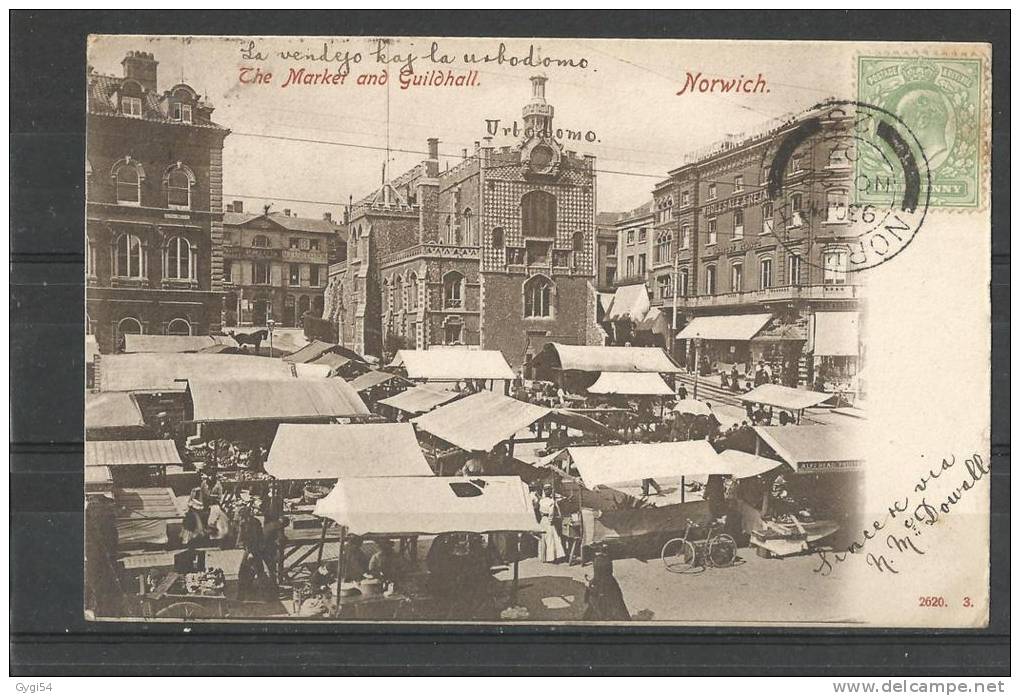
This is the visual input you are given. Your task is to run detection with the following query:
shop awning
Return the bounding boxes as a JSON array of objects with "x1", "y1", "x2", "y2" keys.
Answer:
[
  {"x1": 122, "y1": 334, "x2": 236, "y2": 354},
  {"x1": 347, "y1": 370, "x2": 405, "y2": 392},
  {"x1": 85, "y1": 440, "x2": 182, "y2": 468},
  {"x1": 114, "y1": 486, "x2": 182, "y2": 547},
  {"x1": 606, "y1": 283, "x2": 651, "y2": 322},
  {"x1": 187, "y1": 378, "x2": 369, "y2": 422},
  {"x1": 265, "y1": 423, "x2": 432, "y2": 480},
  {"x1": 588, "y1": 372, "x2": 674, "y2": 396},
  {"x1": 86, "y1": 392, "x2": 146, "y2": 432},
  {"x1": 390, "y1": 349, "x2": 515, "y2": 381},
  {"x1": 314, "y1": 476, "x2": 542, "y2": 536},
  {"x1": 85, "y1": 465, "x2": 114, "y2": 492},
  {"x1": 753, "y1": 424, "x2": 864, "y2": 473},
  {"x1": 532, "y1": 342, "x2": 681, "y2": 373},
  {"x1": 739, "y1": 384, "x2": 831, "y2": 411},
  {"x1": 98, "y1": 353, "x2": 330, "y2": 392},
  {"x1": 716, "y1": 449, "x2": 784, "y2": 479},
  {"x1": 676, "y1": 313, "x2": 772, "y2": 341},
  {"x1": 378, "y1": 384, "x2": 462, "y2": 415},
  {"x1": 557, "y1": 441, "x2": 724, "y2": 488},
  {"x1": 412, "y1": 390, "x2": 551, "y2": 452},
  {"x1": 812, "y1": 312, "x2": 860, "y2": 357}
]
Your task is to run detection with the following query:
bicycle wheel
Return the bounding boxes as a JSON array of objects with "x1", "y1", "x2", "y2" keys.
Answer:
[
  {"x1": 707, "y1": 534, "x2": 737, "y2": 567},
  {"x1": 661, "y1": 538, "x2": 698, "y2": 573}
]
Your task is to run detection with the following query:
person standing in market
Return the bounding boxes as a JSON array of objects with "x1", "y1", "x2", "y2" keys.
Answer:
[
  {"x1": 582, "y1": 543, "x2": 630, "y2": 621},
  {"x1": 537, "y1": 484, "x2": 566, "y2": 563}
]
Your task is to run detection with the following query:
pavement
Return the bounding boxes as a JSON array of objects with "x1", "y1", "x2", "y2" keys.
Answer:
[{"x1": 502, "y1": 545, "x2": 853, "y2": 624}]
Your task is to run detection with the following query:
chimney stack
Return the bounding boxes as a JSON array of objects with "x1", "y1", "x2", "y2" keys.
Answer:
[
  {"x1": 283, "y1": 208, "x2": 292, "y2": 217},
  {"x1": 425, "y1": 138, "x2": 440, "y2": 178},
  {"x1": 461, "y1": 148, "x2": 468, "y2": 159},
  {"x1": 233, "y1": 200, "x2": 243, "y2": 213},
  {"x1": 427, "y1": 137, "x2": 439, "y2": 160},
  {"x1": 121, "y1": 51, "x2": 158, "y2": 93},
  {"x1": 323, "y1": 212, "x2": 333, "y2": 222}
]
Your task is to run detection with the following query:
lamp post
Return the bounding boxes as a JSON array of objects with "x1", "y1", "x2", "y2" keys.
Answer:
[
  {"x1": 693, "y1": 333, "x2": 701, "y2": 401},
  {"x1": 267, "y1": 318, "x2": 275, "y2": 357}
]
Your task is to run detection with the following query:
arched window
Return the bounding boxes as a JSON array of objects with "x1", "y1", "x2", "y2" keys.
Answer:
[
  {"x1": 521, "y1": 190, "x2": 556, "y2": 238},
  {"x1": 164, "y1": 236, "x2": 194, "y2": 280},
  {"x1": 407, "y1": 272, "x2": 418, "y2": 311},
  {"x1": 114, "y1": 233, "x2": 145, "y2": 278},
  {"x1": 678, "y1": 268, "x2": 689, "y2": 297},
  {"x1": 444, "y1": 216, "x2": 454, "y2": 245},
  {"x1": 704, "y1": 265, "x2": 717, "y2": 295},
  {"x1": 443, "y1": 271, "x2": 464, "y2": 309},
  {"x1": 572, "y1": 231, "x2": 584, "y2": 252},
  {"x1": 654, "y1": 230, "x2": 673, "y2": 263},
  {"x1": 462, "y1": 208, "x2": 476, "y2": 246},
  {"x1": 349, "y1": 229, "x2": 358, "y2": 259},
  {"x1": 759, "y1": 257, "x2": 774, "y2": 289},
  {"x1": 730, "y1": 262, "x2": 743, "y2": 293},
  {"x1": 166, "y1": 318, "x2": 192, "y2": 335},
  {"x1": 251, "y1": 234, "x2": 270, "y2": 248},
  {"x1": 382, "y1": 277, "x2": 391, "y2": 312},
  {"x1": 523, "y1": 275, "x2": 554, "y2": 318},
  {"x1": 86, "y1": 237, "x2": 97, "y2": 277},
  {"x1": 114, "y1": 162, "x2": 142, "y2": 204},
  {"x1": 118, "y1": 316, "x2": 143, "y2": 338},
  {"x1": 394, "y1": 275, "x2": 404, "y2": 312},
  {"x1": 164, "y1": 164, "x2": 195, "y2": 209},
  {"x1": 491, "y1": 227, "x2": 504, "y2": 248},
  {"x1": 733, "y1": 209, "x2": 745, "y2": 239}
]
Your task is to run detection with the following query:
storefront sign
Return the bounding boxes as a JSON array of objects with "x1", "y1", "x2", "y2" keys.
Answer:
[{"x1": 797, "y1": 459, "x2": 864, "y2": 473}]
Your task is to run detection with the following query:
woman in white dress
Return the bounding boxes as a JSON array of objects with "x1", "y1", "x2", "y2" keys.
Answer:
[{"x1": 537, "y1": 485, "x2": 566, "y2": 563}]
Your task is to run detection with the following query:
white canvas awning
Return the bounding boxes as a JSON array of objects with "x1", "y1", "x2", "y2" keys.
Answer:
[
  {"x1": 187, "y1": 378, "x2": 369, "y2": 422},
  {"x1": 265, "y1": 423, "x2": 433, "y2": 480},
  {"x1": 389, "y1": 349, "x2": 515, "y2": 380},
  {"x1": 676, "y1": 314, "x2": 772, "y2": 341},
  {"x1": 716, "y1": 449, "x2": 785, "y2": 479},
  {"x1": 85, "y1": 440, "x2": 182, "y2": 468},
  {"x1": 672, "y1": 399, "x2": 714, "y2": 416},
  {"x1": 122, "y1": 334, "x2": 236, "y2": 354},
  {"x1": 98, "y1": 353, "x2": 330, "y2": 392},
  {"x1": 754, "y1": 424, "x2": 864, "y2": 473},
  {"x1": 378, "y1": 384, "x2": 462, "y2": 415},
  {"x1": 606, "y1": 283, "x2": 651, "y2": 322},
  {"x1": 739, "y1": 384, "x2": 831, "y2": 411},
  {"x1": 412, "y1": 390, "x2": 551, "y2": 452},
  {"x1": 314, "y1": 476, "x2": 542, "y2": 536},
  {"x1": 588, "y1": 372, "x2": 674, "y2": 396},
  {"x1": 812, "y1": 312, "x2": 860, "y2": 357},
  {"x1": 532, "y1": 342, "x2": 681, "y2": 373},
  {"x1": 559, "y1": 441, "x2": 724, "y2": 488}
]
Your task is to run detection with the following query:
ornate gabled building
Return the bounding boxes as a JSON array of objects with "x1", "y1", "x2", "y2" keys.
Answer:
[
  {"x1": 85, "y1": 51, "x2": 229, "y2": 353},
  {"x1": 323, "y1": 76, "x2": 601, "y2": 368}
]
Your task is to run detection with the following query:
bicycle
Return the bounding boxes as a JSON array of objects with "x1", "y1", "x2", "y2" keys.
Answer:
[{"x1": 660, "y1": 518, "x2": 737, "y2": 573}]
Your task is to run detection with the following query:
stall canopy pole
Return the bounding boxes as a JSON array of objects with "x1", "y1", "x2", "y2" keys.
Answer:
[
  {"x1": 333, "y1": 525, "x2": 347, "y2": 618},
  {"x1": 681, "y1": 476, "x2": 686, "y2": 503}
]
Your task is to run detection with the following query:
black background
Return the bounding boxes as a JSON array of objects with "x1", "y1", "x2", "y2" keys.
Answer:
[{"x1": 10, "y1": 10, "x2": 1010, "y2": 675}]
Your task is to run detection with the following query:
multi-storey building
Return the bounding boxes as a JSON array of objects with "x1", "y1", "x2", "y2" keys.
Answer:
[
  {"x1": 221, "y1": 202, "x2": 344, "y2": 327},
  {"x1": 86, "y1": 51, "x2": 229, "y2": 353},
  {"x1": 606, "y1": 108, "x2": 861, "y2": 384},
  {"x1": 594, "y1": 213, "x2": 619, "y2": 292},
  {"x1": 323, "y1": 76, "x2": 600, "y2": 368}
]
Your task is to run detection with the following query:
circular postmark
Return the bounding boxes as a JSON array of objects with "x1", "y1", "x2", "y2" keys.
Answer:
[{"x1": 759, "y1": 99, "x2": 931, "y2": 273}]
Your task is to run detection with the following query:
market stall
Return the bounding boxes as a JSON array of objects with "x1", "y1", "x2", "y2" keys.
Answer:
[
  {"x1": 346, "y1": 370, "x2": 412, "y2": 409},
  {"x1": 541, "y1": 441, "x2": 776, "y2": 558},
  {"x1": 122, "y1": 334, "x2": 237, "y2": 354},
  {"x1": 96, "y1": 353, "x2": 330, "y2": 393},
  {"x1": 86, "y1": 391, "x2": 152, "y2": 441},
  {"x1": 528, "y1": 342, "x2": 681, "y2": 396},
  {"x1": 313, "y1": 476, "x2": 541, "y2": 620},
  {"x1": 263, "y1": 422, "x2": 435, "y2": 582},
  {"x1": 739, "y1": 383, "x2": 832, "y2": 424},
  {"x1": 737, "y1": 424, "x2": 865, "y2": 557},
  {"x1": 389, "y1": 348, "x2": 515, "y2": 393},
  {"x1": 85, "y1": 439, "x2": 186, "y2": 489},
  {"x1": 377, "y1": 384, "x2": 463, "y2": 418}
]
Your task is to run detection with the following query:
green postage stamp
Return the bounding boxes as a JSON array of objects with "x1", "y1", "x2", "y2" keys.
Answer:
[{"x1": 857, "y1": 55, "x2": 984, "y2": 208}]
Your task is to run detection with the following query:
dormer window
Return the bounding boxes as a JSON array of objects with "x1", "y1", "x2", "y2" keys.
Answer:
[
  {"x1": 122, "y1": 96, "x2": 143, "y2": 118},
  {"x1": 172, "y1": 102, "x2": 193, "y2": 123}
]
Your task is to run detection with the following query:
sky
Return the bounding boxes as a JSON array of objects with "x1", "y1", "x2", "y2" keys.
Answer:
[{"x1": 88, "y1": 35, "x2": 860, "y2": 219}]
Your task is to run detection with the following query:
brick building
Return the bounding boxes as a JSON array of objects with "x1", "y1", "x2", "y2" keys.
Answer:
[
  {"x1": 323, "y1": 76, "x2": 600, "y2": 368},
  {"x1": 221, "y1": 202, "x2": 344, "y2": 327},
  {"x1": 604, "y1": 107, "x2": 861, "y2": 384},
  {"x1": 85, "y1": 51, "x2": 230, "y2": 353}
]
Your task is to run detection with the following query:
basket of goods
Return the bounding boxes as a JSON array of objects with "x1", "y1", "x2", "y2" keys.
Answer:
[
  {"x1": 184, "y1": 568, "x2": 226, "y2": 596},
  {"x1": 302, "y1": 483, "x2": 332, "y2": 504}
]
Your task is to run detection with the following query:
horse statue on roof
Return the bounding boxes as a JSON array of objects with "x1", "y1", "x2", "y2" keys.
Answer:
[{"x1": 227, "y1": 329, "x2": 268, "y2": 353}]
